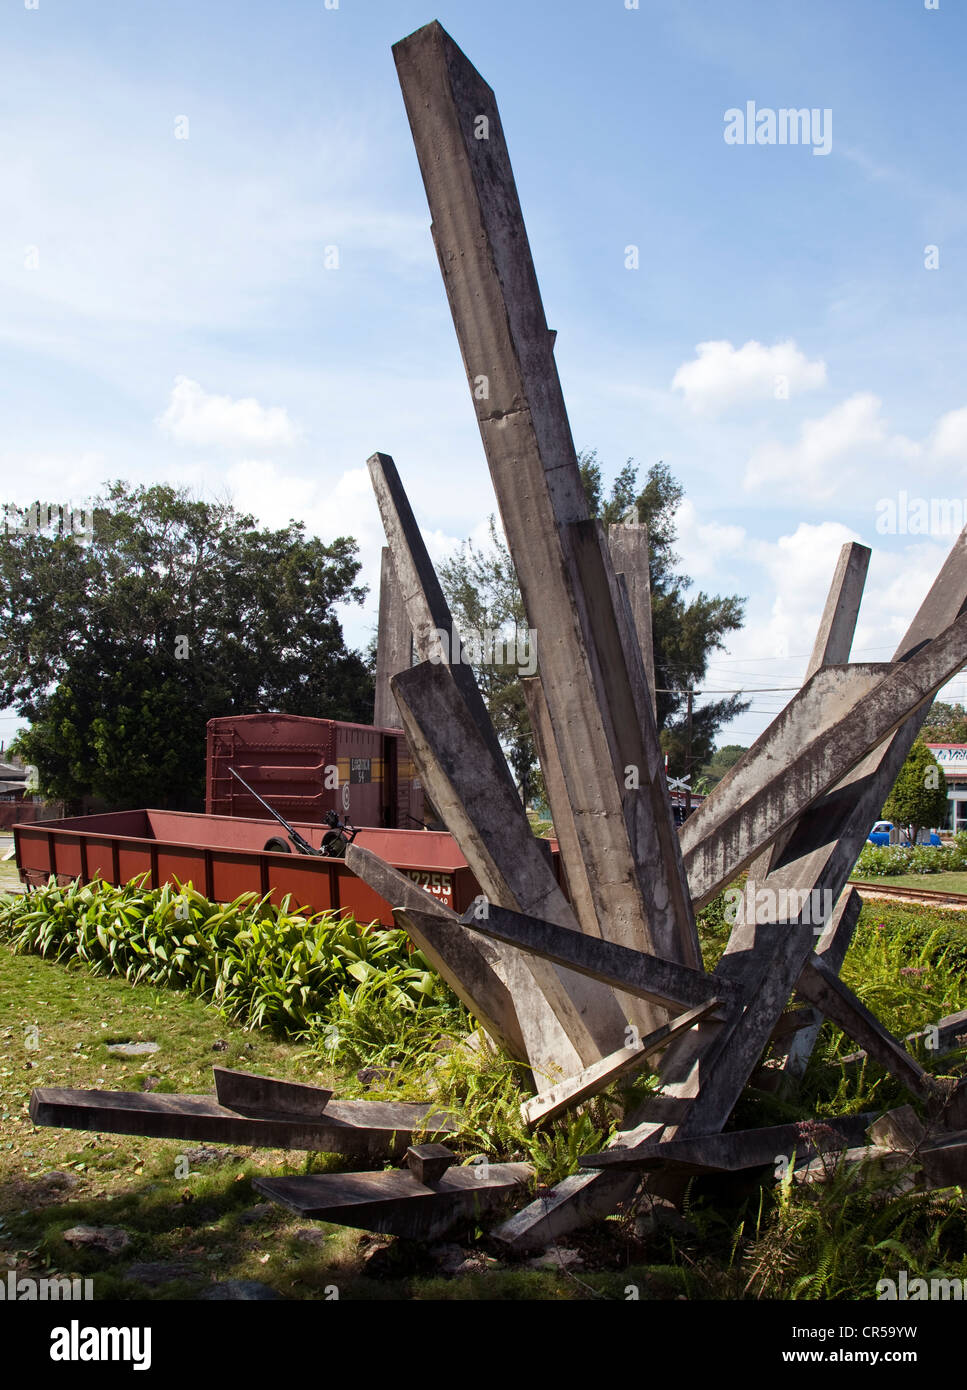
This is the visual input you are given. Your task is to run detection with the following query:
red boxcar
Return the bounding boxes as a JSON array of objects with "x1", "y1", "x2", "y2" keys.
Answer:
[{"x1": 205, "y1": 714, "x2": 423, "y2": 830}]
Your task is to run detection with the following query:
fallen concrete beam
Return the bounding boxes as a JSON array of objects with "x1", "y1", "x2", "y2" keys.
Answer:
[
  {"x1": 393, "y1": 20, "x2": 700, "y2": 982},
  {"x1": 255, "y1": 1162, "x2": 533, "y2": 1241},
  {"x1": 579, "y1": 1111, "x2": 877, "y2": 1172},
  {"x1": 392, "y1": 660, "x2": 631, "y2": 1072},
  {"x1": 212, "y1": 1068, "x2": 332, "y2": 1118},
  {"x1": 520, "y1": 1000, "x2": 723, "y2": 1127},
  {"x1": 29, "y1": 1088, "x2": 457, "y2": 1159},
  {"x1": 345, "y1": 844, "x2": 529, "y2": 1063},
  {"x1": 918, "y1": 1131, "x2": 967, "y2": 1188},
  {"x1": 795, "y1": 954, "x2": 938, "y2": 1101},
  {"x1": 373, "y1": 546, "x2": 412, "y2": 729},
  {"x1": 458, "y1": 900, "x2": 735, "y2": 1013}
]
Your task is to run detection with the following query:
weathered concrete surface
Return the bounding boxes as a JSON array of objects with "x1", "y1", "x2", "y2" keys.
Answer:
[
  {"x1": 866, "y1": 1106, "x2": 926, "y2": 1154},
  {"x1": 393, "y1": 21, "x2": 699, "y2": 983},
  {"x1": 579, "y1": 1112, "x2": 877, "y2": 1172},
  {"x1": 744, "y1": 542, "x2": 870, "y2": 884},
  {"x1": 521, "y1": 676, "x2": 598, "y2": 939},
  {"x1": 607, "y1": 522, "x2": 657, "y2": 721},
  {"x1": 367, "y1": 451, "x2": 509, "y2": 781},
  {"x1": 392, "y1": 660, "x2": 631, "y2": 1072},
  {"x1": 29, "y1": 1088, "x2": 457, "y2": 1158},
  {"x1": 796, "y1": 955, "x2": 938, "y2": 1101},
  {"x1": 212, "y1": 1068, "x2": 332, "y2": 1118},
  {"x1": 520, "y1": 1000, "x2": 722, "y2": 1127},
  {"x1": 373, "y1": 547, "x2": 412, "y2": 729},
  {"x1": 345, "y1": 844, "x2": 529, "y2": 1062},
  {"x1": 683, "y1": 607, "x2": 967, "y2": 907},
  {"x1": 760, "y1": 529, "x2": 967, "y2": 924},
  {"x1": 458, "y1": 901, "x2": 735, "y2": 1013},
  {"x1": 254, "y1": 1162, "x2": 533, "y2": 1241}
]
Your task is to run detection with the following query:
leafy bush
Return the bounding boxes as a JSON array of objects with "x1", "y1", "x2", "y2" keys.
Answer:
[
  {"x1": 0, "y1": 876, "x2": 453, "y2": 1035},
  {"x1": 851, "y1": 841, "x2": 967, "y2": 877}
]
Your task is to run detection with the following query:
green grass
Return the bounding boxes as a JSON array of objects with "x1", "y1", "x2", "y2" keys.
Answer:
[
  {"x1": 4, "y1": 877, "x2": 967, "y2": 1299},
  {"x1": 851, "y1": 870, "x2": 967, "y2": 895}
]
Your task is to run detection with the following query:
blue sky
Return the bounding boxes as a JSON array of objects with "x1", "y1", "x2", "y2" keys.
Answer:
[{"x1": 1, "y1": 0, "x2": 965, "y2": 752}]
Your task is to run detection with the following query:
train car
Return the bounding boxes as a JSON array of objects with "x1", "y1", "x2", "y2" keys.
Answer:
[{"x1": 205, "y1": 714, "x2": 423, "y2": 831}]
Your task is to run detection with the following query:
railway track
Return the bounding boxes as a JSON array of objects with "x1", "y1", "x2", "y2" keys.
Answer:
[{"x1": 851, "y1": 879, "x2": 967, "y2": 910}]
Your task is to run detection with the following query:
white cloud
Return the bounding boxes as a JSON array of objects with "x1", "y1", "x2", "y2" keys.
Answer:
[
  {"x1": 671, "y1": 338, "x2": 827, "y2": 415},
  {"x1": 158, "y1": 378, "x2": 300, "y2": 450},
  {"x1": 932, "y1": 407, "x2": 967, "y2": 463},
  {"x1": 743, "y1": 393, "x2": 920, "y2": 499}
]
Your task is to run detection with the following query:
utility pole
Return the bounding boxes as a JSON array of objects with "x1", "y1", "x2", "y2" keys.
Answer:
[{"x1": 685, "y1": 689, "x2": 693, "y2": 817}]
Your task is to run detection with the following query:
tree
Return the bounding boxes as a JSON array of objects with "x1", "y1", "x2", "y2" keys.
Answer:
[
  {"x1": 698, "y1": 743, "x2": 749, "y2": 790},
  {"x1": 438, "y1": 456, "x2": 748, "y2": 801},
  {"x1": 920, "y1": 700, "x2": 967, "y2": 744},
  {"x1": 1, "y1": 481, "x2": 373, "y2": 809},
  {"x1": 881, "y1": 740, "x2": 948, "y2": 844}
]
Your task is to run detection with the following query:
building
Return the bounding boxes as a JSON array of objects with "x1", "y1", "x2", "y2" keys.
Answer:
[{"x1": 924, "y1": 745, "x2": 967, "y2": 833}]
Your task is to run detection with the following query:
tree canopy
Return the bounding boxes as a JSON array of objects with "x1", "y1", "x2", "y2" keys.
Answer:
[
  {"x1": 1, "y1": 482, "x2": 373, "y2": 809},
  {"x1": 881, "y1": 739, "x2": 948, "y2": 843},
  {"x1": 920, "y1": 700, "x2": 967, "y2": 744}
]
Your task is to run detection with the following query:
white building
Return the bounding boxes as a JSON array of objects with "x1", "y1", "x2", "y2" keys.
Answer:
[{"x1": 925, "y1": 744, "x2": 967, "y2": 833}]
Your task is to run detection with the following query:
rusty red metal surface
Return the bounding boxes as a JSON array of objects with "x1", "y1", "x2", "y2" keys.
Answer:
[
  {"x1": 205, "y1": 714, "x2": 424, "y2": 831},
  {"x1": 12, "y1": 809, "x2": 511, "y2": 926}
]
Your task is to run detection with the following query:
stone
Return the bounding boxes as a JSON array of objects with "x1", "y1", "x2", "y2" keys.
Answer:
[
  {"x1": 62, "y1": 1225, "x2": 130, "y2": 1255},
  {"x1": 236, "y1": 1203, "x2": 275, "y2": 1226},
  {"x1": 105, "y1": 1041, "x2": 159, "y2": 1057},
  {"x1": 527, "y1": 1246, "x2": 584, "y2": 1271}
]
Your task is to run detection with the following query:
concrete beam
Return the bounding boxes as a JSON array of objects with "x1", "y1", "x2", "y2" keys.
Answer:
[
  {"x1": 458, "y1": 900, "x2": 736, "y2": 1013},
  {"x1": 373, "y1": 547, "x2": 412, "y2": 729},
  {"x1": 367, "y1": 450, "x2": 509, "y2": 780},
  {"x1": 393, "y1": 22, "x2": 699, "y2": 977},
  {"x1": 607, "y1": 522, "x2": 656, "y2": 721},
  {"x1": 521, "y1": 676, "x2": 599, "y2": 939},
  {"x1": 391, "y1": 660, "x2": 632, "y2": 1073},
  {"x1": 682, "y1": 608, "x2": 967, "y2": 907},
  {"x1": 520, "y1": 1000, "x2": 722, "y2": 1127},
  {"x1": 796, "y1": 954, "x2": 938, "y2": 1101}
]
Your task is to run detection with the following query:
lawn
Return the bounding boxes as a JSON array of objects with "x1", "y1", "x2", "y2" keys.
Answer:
[
  {"x1": 3, "y1": 879, "x2": 967, "y2": 1301},
  {"x1": 851, "y1": 870, "x2": 967, "y2": 895},
  {"x1": 0, "y1": 938, "x2": 674, "y2": 1300}
]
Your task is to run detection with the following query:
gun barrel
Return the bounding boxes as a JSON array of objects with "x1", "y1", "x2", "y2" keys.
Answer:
[{"x1": 228, "y1": 767, "x2": 319, "y2": 855}]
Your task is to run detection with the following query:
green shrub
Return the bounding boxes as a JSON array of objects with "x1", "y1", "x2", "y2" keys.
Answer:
[{"x1": 0, "y1": 876, "x2": 453, "y2": 1035}]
